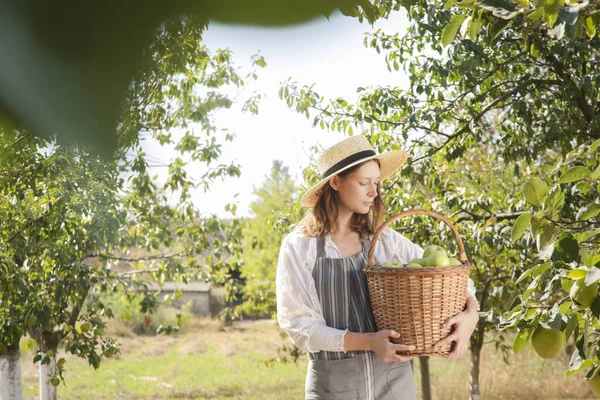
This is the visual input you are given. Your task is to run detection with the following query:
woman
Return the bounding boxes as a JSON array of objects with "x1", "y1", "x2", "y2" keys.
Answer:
[{"x1": 276, "y1": 135, "x2": 479, "y2": 400}]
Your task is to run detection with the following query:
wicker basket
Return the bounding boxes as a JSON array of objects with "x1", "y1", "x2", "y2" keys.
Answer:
[{"x1": 365, "y1": 209, "x2": 471, "y2": 357}]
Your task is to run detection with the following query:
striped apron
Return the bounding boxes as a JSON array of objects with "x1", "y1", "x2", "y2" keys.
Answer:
[{"x1": 305, "y1": 235, "x2": 416, "y2": 400}]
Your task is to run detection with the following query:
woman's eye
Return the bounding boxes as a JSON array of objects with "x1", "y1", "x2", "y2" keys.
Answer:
[{"x1": 359, "y1": 182, "x2": 367, "y2": 186}]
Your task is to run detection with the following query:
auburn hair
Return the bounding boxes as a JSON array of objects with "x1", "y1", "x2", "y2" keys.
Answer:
[{"x1": 299, "y1": 159, "x2": 385, "y2": 240}]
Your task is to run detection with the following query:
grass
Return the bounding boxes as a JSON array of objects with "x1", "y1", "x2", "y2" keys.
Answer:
[{"x1": 17, "y1": 317, "x2": 599, "y2": 399}]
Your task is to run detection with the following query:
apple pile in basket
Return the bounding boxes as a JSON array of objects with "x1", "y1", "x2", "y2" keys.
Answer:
[{"x1": 381, "y1": 244, "x2": 462, "y2": 269}]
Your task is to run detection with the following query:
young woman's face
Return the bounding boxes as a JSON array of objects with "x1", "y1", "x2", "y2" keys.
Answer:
[{"x1": 330, "y1": 160, "x2": 381, "y2": 215}]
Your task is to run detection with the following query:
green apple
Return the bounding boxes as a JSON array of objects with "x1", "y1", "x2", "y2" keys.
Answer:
[
  {"x1": 448, "y1": 257, "x2": 462, "y2": 267},
  {"x1": 423, "y1": 245, "x2": 446, "y2": 258},
  {"x1": 588, "y1": 372, "x2": 600, "y2": 396},
  {"x1": 570, "y1": 278, "x2": 598, "y2": 308},
  {"x1": 410, "y1": 257, "x2": 427, "y2": 266},
  {"x1": 405, "y1": 262, "x2": 422, "y2": 268},
  {"x1": 382, "y1": 260, "x2": 403, "y2": 268},
  {"x1": 424, "y1": 251, "x2": 450, "y2": 267},
  {"x1": 531, "y1": 327, "x2": 562, "y2": 359}
]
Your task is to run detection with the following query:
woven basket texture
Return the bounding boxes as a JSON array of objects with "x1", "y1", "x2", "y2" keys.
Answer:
[{"x1": 365, "y1": 209, "x2": 471, "y2": 356}]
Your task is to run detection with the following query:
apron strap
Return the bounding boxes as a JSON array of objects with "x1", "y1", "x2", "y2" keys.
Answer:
[
  {"x1": 360, "y1": 232, "x2": 371, "y2": 252},
  {"x1": 316, "y1": 235, "x2": 326, "y2": 258}
]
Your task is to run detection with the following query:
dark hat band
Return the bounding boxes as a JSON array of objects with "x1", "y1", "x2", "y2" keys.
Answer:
[{"x1": 321, "y1": 150, "x2": 376, "y2": 179}]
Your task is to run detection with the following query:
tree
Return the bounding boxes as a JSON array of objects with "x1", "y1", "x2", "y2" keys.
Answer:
[
  {"x1": 278, "y1": 0, "x2": 600, "y2": 396},
  {"x1": 0, "y1": 15, "x2": 265, "y2": 399},
  {"x1": 237, "y1": 160, "x2": 297, "y2": 318},
  {"x1": 502, "y1": 142, "x2": 600, "y2": 389},
  {"x1": 0, "y1": 132, "x2": 124, "y2": 399}
]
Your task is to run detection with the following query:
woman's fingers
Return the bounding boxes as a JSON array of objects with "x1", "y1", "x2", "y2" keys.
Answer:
[
  {"x1": 393, "y1": 343, "x2": 416, "y2": 352},
  {"x1": 380, "y1": 329, "x2": 400, "y2": 339},
  {"x1": 446, "y1": 341, "x2": 468, "y2": 359},
  {"x1": 435, "y1": 331, "x2": 459, "y2": 350}
]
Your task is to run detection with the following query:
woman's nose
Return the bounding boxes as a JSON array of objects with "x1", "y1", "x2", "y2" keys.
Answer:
[{"x1": 368, "y1": 184, "x2": 378, "y2": 197}]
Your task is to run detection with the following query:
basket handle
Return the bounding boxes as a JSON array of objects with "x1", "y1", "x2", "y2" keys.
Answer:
[{"x1": 367, "y1": 209, "x2": 469, "y2": 267}]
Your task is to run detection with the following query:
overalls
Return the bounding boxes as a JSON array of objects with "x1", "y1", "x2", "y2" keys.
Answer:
[{"x1": 305, "y1": 235, "x2": 417, "y2": 400}]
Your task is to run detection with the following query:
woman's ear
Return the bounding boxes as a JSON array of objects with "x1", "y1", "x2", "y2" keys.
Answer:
[{"x1": 329, "y1": 176, "x2": 340, "y2": 191}]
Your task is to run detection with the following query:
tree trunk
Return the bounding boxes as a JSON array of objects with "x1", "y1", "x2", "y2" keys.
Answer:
[
  {"x1": 0, "y1": 343, "x2": 23, "y2": 400},
  {"x1": 39, "y1": 357, "x2": 57, "y2": 400},
  {"x1": 469, "y1": 325, "x2": 485, "y2": 400},
  {"x1": 37, "y1": 330, "x2": 60, "y2": 400},
  {"x1": 419, "y1": 356, "x2": 432, "y2": 400}
]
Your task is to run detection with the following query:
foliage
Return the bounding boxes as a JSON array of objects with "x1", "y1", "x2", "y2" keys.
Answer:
[
  {"x1": 278, "y1": 0, "x2": 600, "y2": 390},
  {"x1": 237, "y1": 161, "x2": 297, "y2": 318},
  {"x1": 0, "y1": 1, "x2": 385, "y2": 154},
  {"x1": 0, "y1": 16, "x2": 265, "y2": 387},
  {"x1": 501, "y1": 139, "x2": 600, "y2": 382}
]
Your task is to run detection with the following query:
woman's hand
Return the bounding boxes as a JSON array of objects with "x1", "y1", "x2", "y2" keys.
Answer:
[
  {"x1": 434, "y1": 298, "x2": 479, "y2": 359},
  {"x1": 368, "y1": 330, "x2": 417, "y2": 362}
]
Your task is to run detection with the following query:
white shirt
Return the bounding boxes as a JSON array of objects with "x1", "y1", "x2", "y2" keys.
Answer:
[{"x1": 276, "y1": 227, "x2": 477, "y2": 353}]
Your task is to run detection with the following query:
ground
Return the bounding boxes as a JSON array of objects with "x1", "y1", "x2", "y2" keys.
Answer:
[{"x1": 17, "y1": 317, "x2": 598, "y2": 399}]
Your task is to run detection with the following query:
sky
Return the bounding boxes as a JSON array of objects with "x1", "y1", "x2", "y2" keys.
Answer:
[{"x1": 144, "y1": 9, "x2": 411, "y2": 219}]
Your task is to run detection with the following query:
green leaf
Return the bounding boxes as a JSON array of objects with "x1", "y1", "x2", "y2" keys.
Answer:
[
  {"x1": 479, "y1": 0, "x2": 520, "y2": 19},
  {"x1": 444, "y1": 0, "x2": 458, "y2": 10},
  {"x1": 513, "y1": 329, "x2": 530, "y2": 354},
  {"x1": 522, "y1": 177, "x2": 549, "y2": 206},
  {"x1": 533, "y1": 261, "x2": 552, "y2": 278},
  {"x1": 558, "y1": 6, "x2": 579, "y2": 25},
  {"x1": 577, "y1": 204, "x2": 600, "y2": 221},
  {"x1": 56, "y1": 358, "x2": 66, "y2": 369},
  {"x1": 530, "y1": 41, "x2": 541, "y2": 57},
  {"x1": 543, "y1": 311, "x2": 563, "y2": 330},
  {"x1": 559, "y1": 166, "x2": 590, "y2": 184},
  {"x1": 567, "y1": 269, "x2": 588, "y2": 279},
  {"x1": 460, "y1": 16, "x2": 472, "y2": 38},
  {"x1": 554, "y1": 232, "x2": 579, "y2": 263},
  {"x1": 442, "y1": 15, "x2": 467, "y2": 46},
  {"x1": 564, "y1": 313, "x2": 578, "y2": 341},
  {"x1": 559, "y1": 301, "x2": 573, "y2": 315},
  {"x1": 562, "y1": 278, "x2": 575, "y2": 292},
  {"x1": 587, "y1": 365, "x2": 600, "y2": 380},
  {"x1": 585, "y1": 267, "x2": 600, "y2": 286},
  {"x1": 566, "y1": 350, "x2": 593, "y2": 378},
  {"x1": 574, "y1": 181, "x2": 592, "y2": 194},
  {"x1": 585, "y1": 16, "x2": 596, "y2": 38},
  {"x1": 536, "y1": 221, "x2": 555, "y2": 251},
  {"x1": 590, "y1": 164, "x2": 600, "y2": 180},
  {"x1": 511, "y1": 213, "x2": 532, "y2": 242},
  {"x1": 589, "y1": 139, "x2": 600, "y2": 154},
  {"x1": 530, "y1": 216, "x2": 542, "y2": 237},
  {"x1": 575, "y1": 229, "x2": 600, "y2": 243},
  {"x1": 469, "y1": 17, "x2": 482, "y2": 41},
  {"x1": 528, "y1": 7, "x2": 545, "y2": 20},
  {"x1": 514, "y1": 0, "x2": 528, "y2": 8},
  {"x1": 516, "y1": 264, "x2": 536, "y2": 284},
  {"x1": 543, "y1": 186, "x2": 564, "y2": 219},
  {"x1": 544, "y1": 0, "x2": 562, "y2": 28}
]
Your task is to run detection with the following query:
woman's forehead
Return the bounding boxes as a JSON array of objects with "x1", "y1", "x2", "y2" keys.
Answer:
[{"x1": 353, "y1": 161, "x2": 381, "y2": 179}]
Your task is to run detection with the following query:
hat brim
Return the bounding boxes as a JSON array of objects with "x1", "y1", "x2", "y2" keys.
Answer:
[{"x1": 300, "y1": 149, "x2": 408, "y2": 207}]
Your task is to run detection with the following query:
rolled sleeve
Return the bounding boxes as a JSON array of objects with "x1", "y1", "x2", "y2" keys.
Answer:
[{"x1": 276, "y1": 232, "x2": 346, "y2": 353}]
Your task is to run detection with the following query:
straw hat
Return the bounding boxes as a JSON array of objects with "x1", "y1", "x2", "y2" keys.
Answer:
[{"x1": 300, "y1": 136, "x2": 408, "y2": 207}]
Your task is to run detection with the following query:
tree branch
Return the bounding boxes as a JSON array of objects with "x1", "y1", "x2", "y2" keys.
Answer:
[
  {"x1": 412, "y1": 79, "x2": 551, "y2": 163},
  {"x1": 455, "y1": 211, "x2": 527, "y2": 224},
  {"x1": 545, "y1": 53, "x2": 596, "y2": 126},
  {"x1": 86, "y1": 251, "x2": 187, "y2": 262}
]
